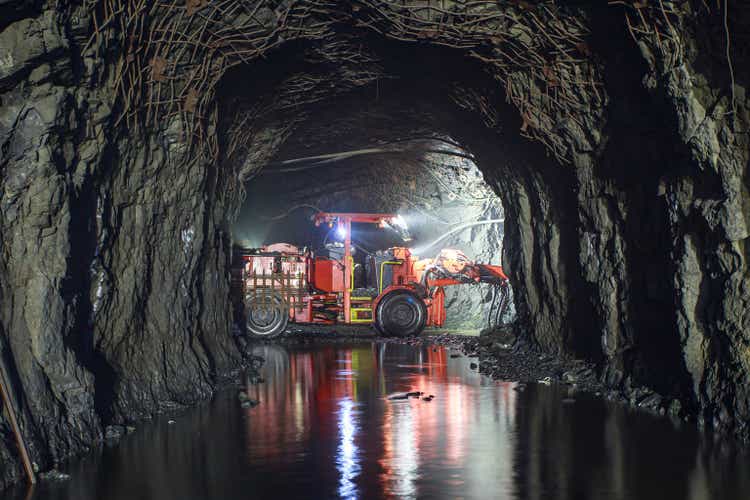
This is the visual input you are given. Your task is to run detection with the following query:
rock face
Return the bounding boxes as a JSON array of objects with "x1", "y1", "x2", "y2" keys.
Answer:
[
  {"x1": 0, "y1": 0, "x2": 748, "y2": 489},
  {"x1": 0, "y1": 1, "x2": 242, "y2": 488}
]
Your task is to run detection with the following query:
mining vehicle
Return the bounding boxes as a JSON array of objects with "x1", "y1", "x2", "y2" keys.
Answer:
[{"x1": 233, "y1": 212, "x2": 509, "y2": 338}]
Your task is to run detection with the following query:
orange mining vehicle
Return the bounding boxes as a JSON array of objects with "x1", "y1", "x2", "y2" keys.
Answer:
[{"x1": 235, "y1": 212, "x2": 509, "y2": 338}]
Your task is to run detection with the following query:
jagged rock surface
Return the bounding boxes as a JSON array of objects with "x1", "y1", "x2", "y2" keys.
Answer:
[{"x1": 0, "y1": 0, "x2": 748, "y2": 490}]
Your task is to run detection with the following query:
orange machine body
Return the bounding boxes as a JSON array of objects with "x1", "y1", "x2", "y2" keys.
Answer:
[{"x1": 239, "y1": 213, "x2": 508, "y2": 330}]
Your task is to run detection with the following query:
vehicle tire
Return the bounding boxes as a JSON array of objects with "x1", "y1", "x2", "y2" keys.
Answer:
[
  {"x1": 375, "y1": 290, "x2": 427, "y2": 338},
  {"x1": 245, "y1": 291, "x2": 289, "y2": 338}
]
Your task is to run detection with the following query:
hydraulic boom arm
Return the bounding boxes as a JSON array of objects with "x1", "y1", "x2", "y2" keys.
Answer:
[{"x1": 414, "y1": 248, "x2": 509, "y2": 288}]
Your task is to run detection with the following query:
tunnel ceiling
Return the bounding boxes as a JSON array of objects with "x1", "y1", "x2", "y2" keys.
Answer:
[
  {"x1": 233, "y1": 88, "x2": 504, "y2": 247},
  {"x1": 87, "y1": 1, "x2": 609, "y2": 168},
  {"x1": 1, "y1": 0, "x2": 750, "y2": 488},
  {"x1": 252, "y1": 84, "x2": 491, "y2": 189}
]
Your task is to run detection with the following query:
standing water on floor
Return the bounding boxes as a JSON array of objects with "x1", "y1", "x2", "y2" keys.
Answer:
[{"x1": 13, "y1": 341, "x2": 750, "y2": 500}]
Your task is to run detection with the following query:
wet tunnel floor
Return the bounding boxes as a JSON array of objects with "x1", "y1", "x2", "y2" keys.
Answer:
[{"x1": 15, "y1": 341, "x2": 750, "y2": 500}]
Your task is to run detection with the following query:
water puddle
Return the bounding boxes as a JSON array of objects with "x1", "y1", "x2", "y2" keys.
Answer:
[{"x1": 14, "y1": 341, "x2": 750, "y2": 499}]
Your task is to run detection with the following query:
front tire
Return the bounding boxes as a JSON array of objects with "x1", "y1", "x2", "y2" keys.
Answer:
[
  {"x1": 375, "y1": 290, "x2": 427, "y2": 337},
  {"x1": 245, "y1": 291, "x2": 289, "y2": 338}
]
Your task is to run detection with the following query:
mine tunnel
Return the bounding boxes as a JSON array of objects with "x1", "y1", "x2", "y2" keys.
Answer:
[{"x1": 1, "y1": 1, "x2": 750, "y2": 499}]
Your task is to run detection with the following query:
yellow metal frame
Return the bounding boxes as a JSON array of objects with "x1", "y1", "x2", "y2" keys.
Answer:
[
  {"x1": 348, "y1": 256, "x2": 355, "y2": 292},
  {"x1": 379, "y1": 261, "x2": 401, "y2": 293},
  {"x1": 350, "y1": 307, "x2": 373, "y2": 323},
  {"x1": 346, "y1": 255, "x2": 400, "y2": 324},
  {"x1": 346, "y1": 256, "x2": 371, "y2": 323}
]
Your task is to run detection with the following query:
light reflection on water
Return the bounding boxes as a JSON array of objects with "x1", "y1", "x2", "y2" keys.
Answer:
[
  {"x1": 337, "y1": 399, "x2": 360, "y2": 499},
  {"x1": 15, "y1": 341, "x2": 750, "y2": 500},
  {"x1": 380, "y1": 397, "x2": 419, "y2": 498},
  {"x1": 244, "y1": 343, "x2": 519, "y2": 499}
]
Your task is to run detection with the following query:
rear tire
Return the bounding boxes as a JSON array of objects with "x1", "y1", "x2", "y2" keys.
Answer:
[
  {"x1": 245, "y1": 291, "x2": 288, "y2": 339},
  {"x1": 375, "y1": 290, "x2": 427, "y2": 338}
]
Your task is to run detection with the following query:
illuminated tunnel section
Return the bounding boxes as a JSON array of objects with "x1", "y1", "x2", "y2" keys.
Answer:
[{"x1": 231, "y1": 121, "x2": 513, "y2": 333}]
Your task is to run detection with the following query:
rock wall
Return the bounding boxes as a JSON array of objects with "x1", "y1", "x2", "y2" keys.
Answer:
[
  {"x1": 632, "y1": 2, "x2": 750, "y2": 434},
  {"x1": 0, "y1": 2, "x2": 241, "y2": 487},
  {"x1": 1, "y1": 0, "x2": 749, "y2": 490}
]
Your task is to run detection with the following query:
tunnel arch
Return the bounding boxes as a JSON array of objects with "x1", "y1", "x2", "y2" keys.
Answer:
[
  {"x1": 228, "y1": 80, "x2": 512, "y2": 332},
  {"x1": 161, "y1": 3, "x2": 745, "y2": 429},
  {"x1": 213, "y1": 38, "x2": 595, "y2": 352},
  {"x1": 1, "y1": 1, "x2": 749, "y2": 486}
]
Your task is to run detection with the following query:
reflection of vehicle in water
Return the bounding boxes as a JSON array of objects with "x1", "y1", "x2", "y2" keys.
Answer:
[
  {"x1": 242, "y1": 342, "x2": 518, "y2": 499},
  {"x1": 233, "y1": 212, "x2": 510, "y2": 338}
]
